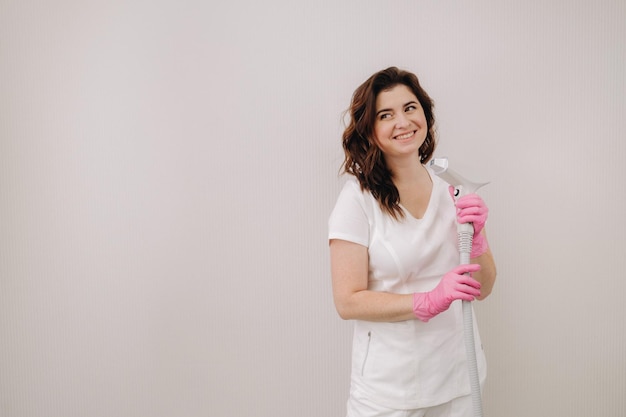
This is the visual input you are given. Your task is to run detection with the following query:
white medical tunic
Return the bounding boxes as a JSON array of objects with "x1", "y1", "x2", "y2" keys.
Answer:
[{"x1": 328, "y1": 167, "x2": 486, "y2": 409}]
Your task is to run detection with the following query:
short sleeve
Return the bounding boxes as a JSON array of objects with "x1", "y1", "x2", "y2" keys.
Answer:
[{"x1": 328, "y1": 179, "x2": 370, "y2": 247}]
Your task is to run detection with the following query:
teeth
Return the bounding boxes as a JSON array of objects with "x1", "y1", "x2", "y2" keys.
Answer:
[{"x1": 395, "y1": 131, "x2": 414, "y2": 140}]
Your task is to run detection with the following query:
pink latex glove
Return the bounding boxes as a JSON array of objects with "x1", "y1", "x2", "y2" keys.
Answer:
[
  {"x1": 413, "y1": 264, "x2": 482, "y2": 322},
  {"x1": 449, "y1": 187, "x2": 489, "y2": 258}
]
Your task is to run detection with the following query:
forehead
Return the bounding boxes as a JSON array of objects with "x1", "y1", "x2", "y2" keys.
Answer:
[{"x1": 375, "y1": 84, "x2": 418, "y2": 110}]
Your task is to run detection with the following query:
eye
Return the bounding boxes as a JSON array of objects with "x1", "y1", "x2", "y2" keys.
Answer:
[
  {"x1": 454, "y1": 188, "x2": 460, "y2": 197},
  {"x1": 379, "y1": 113, "x2": 392, "y2": 120},
  {"x1": 405, "y1": 105, "x2": 417, "y2": 112}
]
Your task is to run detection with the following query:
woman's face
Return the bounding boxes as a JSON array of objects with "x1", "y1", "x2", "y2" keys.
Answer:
[{"x1": 372, "y1": 84, "x2": 428, "y2": 159}]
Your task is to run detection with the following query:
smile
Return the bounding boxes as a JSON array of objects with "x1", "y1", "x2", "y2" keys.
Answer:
[{"x1": 393, "y1": 131, "x2": 415, "y2": 140}]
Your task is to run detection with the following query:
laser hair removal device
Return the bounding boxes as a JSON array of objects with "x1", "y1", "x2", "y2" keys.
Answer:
[{"x1": 430, "y1": 157, "x2": 488, "y2": 417}]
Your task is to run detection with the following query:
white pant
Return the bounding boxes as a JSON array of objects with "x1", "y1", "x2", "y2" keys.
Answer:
[{"x1": 346, "y1": 390, "x2": 475, "y2": 417}]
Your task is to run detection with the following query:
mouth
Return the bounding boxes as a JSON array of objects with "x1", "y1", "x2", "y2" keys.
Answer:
[{"x1": 393, "y1": 131, "x2": 416, "y2": 140}]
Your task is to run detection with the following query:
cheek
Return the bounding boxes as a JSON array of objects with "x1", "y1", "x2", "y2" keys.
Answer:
[
  {"x1": 419, "y1": 112, "x2": 429, "y2": 127},
  {"x1": 373, "y1": 122, "x2": 389, "y2": 140}
]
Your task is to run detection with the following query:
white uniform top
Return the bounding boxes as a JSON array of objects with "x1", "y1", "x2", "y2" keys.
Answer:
[{"x1": 328, "y1": 167, "x2": 486, "y2": 409}]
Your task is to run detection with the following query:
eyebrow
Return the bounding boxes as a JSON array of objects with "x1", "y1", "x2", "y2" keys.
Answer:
[{"x1": 376, "y1": 101, "x2": 419, "y2": 116}]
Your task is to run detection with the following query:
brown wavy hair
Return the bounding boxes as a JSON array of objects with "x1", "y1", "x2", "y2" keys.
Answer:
[{"x1": 341, "y1": 67, "x2": 437, "y2": 219}]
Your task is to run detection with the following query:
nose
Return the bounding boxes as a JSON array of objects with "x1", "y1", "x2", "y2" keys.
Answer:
[{"x1": 395, "y1": 113, "x2": 410, "y2": 128}]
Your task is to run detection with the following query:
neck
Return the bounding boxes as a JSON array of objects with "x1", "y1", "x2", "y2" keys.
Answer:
[{"x1": 386, "y1": 154, "x2": 427, "y2": 185}]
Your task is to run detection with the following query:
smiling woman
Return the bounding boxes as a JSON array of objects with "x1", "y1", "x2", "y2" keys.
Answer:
[{"x1": 329, "y1": 67, "x2": 496, "y2": 417}]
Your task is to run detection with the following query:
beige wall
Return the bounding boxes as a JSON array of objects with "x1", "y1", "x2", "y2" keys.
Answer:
[{"x1": 1, "y1": 0, "x2": 624, "y2": 416}]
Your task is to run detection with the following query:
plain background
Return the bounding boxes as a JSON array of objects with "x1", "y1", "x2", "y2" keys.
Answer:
[{"x1": 1, "y1": 0, "x2": 625, "y2": 416}]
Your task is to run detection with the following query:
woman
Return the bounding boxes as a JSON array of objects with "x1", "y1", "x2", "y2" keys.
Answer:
[{"x1": 328, "y1": 67, "x2": 496, "y2": 417}]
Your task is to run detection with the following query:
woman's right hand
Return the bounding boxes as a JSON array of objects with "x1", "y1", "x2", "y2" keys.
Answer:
[{"x1": 412, "y1": 264, "x2": 482, "y2": 322}]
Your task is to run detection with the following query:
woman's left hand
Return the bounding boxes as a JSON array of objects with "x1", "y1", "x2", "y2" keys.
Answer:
[
  {"x1": 454, "y1": 193, "x2": 488, "y2": 236},
  {"x1": 448, "y1": 186, "x2": 490, "y2": 258}
]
